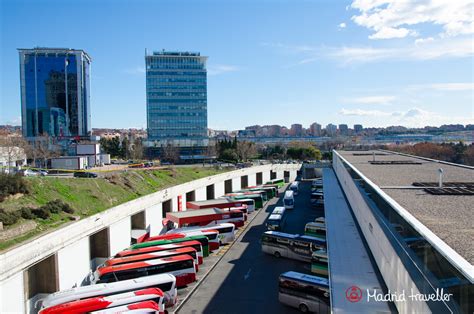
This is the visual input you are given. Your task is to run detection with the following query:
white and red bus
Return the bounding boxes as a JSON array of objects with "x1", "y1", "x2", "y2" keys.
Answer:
[
  {"x1": 187, "y1": 199, "x2": 254, "y2": 213},
  {"x1": 39, "y1": 274, "x2": 177, "y2": 310},
  {"x1": 179, "y1": 229, "x2": 220, "y2": 251},
  {"x1": 168, "y1": 223, "x2": 235, "y2": 245},
  {"x1": 114, "y1": 240, "x2": 204, "y2": 264},
  {"x1": 92, "y1": 255, "x2": 197, "y2": 288},
  {"x1": 167, "y1": 207, "x2": 246, "y2": 228},
  {"x1": 90, "y1": 300, "x2": 163, "y2": 314},
  {"x1": 144, "y1": 233, "x2": 186, "y2": 242},
  {"x1": 102, "y1": 247, "x2": 199, "y2": 272},
  {"x1": 39, "y1": 288, "x2": 164, "y2": 314}
]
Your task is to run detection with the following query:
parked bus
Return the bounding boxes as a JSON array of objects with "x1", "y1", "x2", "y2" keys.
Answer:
[
  {"x1": 284, "y1": 190, "x2": 295, "y2": 210},
  {"x1": 39, "y1": 274, "x2": 177, "y2": 310},
  {"x1": 245, "y1": 185, "x2": 278, "y2": 198},
  {"x1": 178, "y1": 229, "x2": 220, "y2": 251},
  {"x1": 238, "y1": 187, "x2": 274, "y2": 200},
  {"x1": 131, "y1": 235, "x2": 210, "y2": 257},
  {"x1": 289, "y1": 181, "x2": 299, "y2": 195},
  {"x1": 312, "y1": 178, "x2": 323, "y2": 189},
  {"x1": 115, "y1": 240, "x2": 204, "y2": 264},
  {"x1": 92, "y1": 255, "x2": 196, "y2": 288},
  {"x1": 144, "y1": 233, "x2": 187, "y2": 242},
  {"x1": 90, "y1": 300, "x2": 163, "y2": 314},
  {"x1": 266, "y1": 178, "x2": 285, "y2": 188},
  {"x1": 261, "y1": 231, "x2": 326, "y2": 262},
  {"x1": 168, "y1": 223, "x2": 235, "y2": 245},
  {"x1": 266, "y1": 207, "x2": 287, "y2": 231},
  {"x1": 310, "y1": 192, "x2": 324, "y2": 207},
  {"x1": 166, "y1": 208, "x2": 246, "y2": 229},
  {"x1": 187, "y1": 199, "x2": 255, "y2": 213},
  {"x1": 102, "y1": 247, "x2": 199, "y2": 270},
  {"x1": 311, "y1": 250, "x2": 329, "y2": 278},
  {"x1": 226, "y1": 194, "x2": 264, "y2": 209},
  {"x1": 39, "y1": 288, "x2": 164, "y2": 314},
  {"x1": 304, "y1": 222, "x2": 326, "y2": 240},
  {"x1": 315, "y1": 217, "x2": 325, "y2": 224},
  {"x1": 278, "y1": 271, "x2": 330, "y2": 313}
]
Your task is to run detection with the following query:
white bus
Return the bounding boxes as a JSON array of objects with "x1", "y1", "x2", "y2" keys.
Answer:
[
  {"x1": 261, "y1": 231, "x2": 326, "y2": 262},
  {"x1": 167, "y1": 223, "x2": 235, "y2": 244},
  {"x1": 289, "y1": 181, "x2": 299, "y2": 195},
  {"x1": 38, "y1": 274, "x2": 177, "y2": 310},
  {"x1": 278, "y1": 271, "x2": 330, "y2": 313},
  {"x1": 304, "y1": 222, "x2": 326, "y2": 240},
  {"x1": 266, "y1": 214, "x2": 285, "y2": 231},
  {"x1": 283, "y1": 190, "x2": 295, "y2": 209}
]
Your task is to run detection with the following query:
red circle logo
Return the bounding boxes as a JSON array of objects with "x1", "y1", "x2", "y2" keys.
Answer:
[{"x1": 346, "y1": 285, "x2": 363, "y2": 302}]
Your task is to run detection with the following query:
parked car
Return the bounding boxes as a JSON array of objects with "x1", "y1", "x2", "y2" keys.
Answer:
[
  {"x1": 128, "y1": 163, "x2": 145, "y2": 168},
  {"x1": 35, "y1": 169, "x2": 48, "y2": 176},
  {"x1": 21, "y1": 169, "x2": 39, "y2": 177},
  {"x1": 73, "y1": 171, "x2": 98, "y2": 178},
  {"x1": 144, "y1": 162, "x2": 154, "y2": 167}
]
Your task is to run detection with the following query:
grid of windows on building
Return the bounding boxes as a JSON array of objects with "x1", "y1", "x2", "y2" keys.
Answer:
[
  {"x1": 145, "y1": 51, "x2": 208, "y2": 143},
  {"x1": 18, "y1": 48, "x2": 92, "y2": 139}
]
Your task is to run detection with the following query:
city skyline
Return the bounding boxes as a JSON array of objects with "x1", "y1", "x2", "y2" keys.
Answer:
[{"x1": 1, "y1": 0, "x2": 473, "y2": 130}]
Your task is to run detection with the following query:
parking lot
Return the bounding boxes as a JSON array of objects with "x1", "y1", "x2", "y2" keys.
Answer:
[{"x1": 176, "y1": 181, "x2": 324, "y2": 313}]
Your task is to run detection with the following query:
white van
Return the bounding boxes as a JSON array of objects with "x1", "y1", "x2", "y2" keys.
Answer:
[
  {"x1": 284, "y1": 190, "x2": 295, "y2": 209},
  {"x1": 289, "y1": 181, "x2": 299, "y2": 195}
]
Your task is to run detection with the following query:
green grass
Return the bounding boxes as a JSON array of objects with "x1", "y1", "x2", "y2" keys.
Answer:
[{"x1": 0, "y1": 166, "x2": 229, "y2": 251}]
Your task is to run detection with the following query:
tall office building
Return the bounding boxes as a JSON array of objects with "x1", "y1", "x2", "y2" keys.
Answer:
[
  {"x1": 338, "y1": 124, "x2": 349, "y2": 135},
  {"x1": 354, "y1": 124, "x2": 363, "y2": 134},
  {"x1": 310, "y1": 122, "x2": 322, "y2": 136},
  {"x1": 18, "y1": 48, "x2": 92, "y2": 140},
  {"x1": 145, "y1": 50, "x2": 208, "y2": 149}
]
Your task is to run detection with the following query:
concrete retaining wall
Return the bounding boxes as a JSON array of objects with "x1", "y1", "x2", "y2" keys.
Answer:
[{"x1": 0, "y1": 164, "x2": 300, "y2": 313}]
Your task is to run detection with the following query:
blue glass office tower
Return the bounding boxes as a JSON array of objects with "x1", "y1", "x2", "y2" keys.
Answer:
[
  {"x1": 145, "y1": 50, "x2": 208, "y2": 147},
  {"x1": 18, "y1": 48, "x2": 92, "y2": 140}
]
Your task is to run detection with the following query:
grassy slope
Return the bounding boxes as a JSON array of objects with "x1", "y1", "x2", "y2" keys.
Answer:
[{"x1": 0, "y1": 167, "x2": 228, "y2": 251}]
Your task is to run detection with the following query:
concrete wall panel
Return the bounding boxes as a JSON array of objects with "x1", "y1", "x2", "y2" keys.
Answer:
[
  {"x1": 262, "y1": 170, "x2": 271, "y2": 183},
  {"x1": 145, "y1": 203, "x2": 163, "y2": 236},
  {"x1": 57, "y1": 237, "x2": 90, "y2": 289},
  {"x1": 109, "y1": 217, "x2": 131, "y2": 256},
  {"x1": 248, "y1": 173, "x2": 257, "y2": 187},
  {"x1": 195, "y1": 187, "x2": 207, "y2": 201},
  {"x1": 0, "y1": 272, "x2": 24, "y2": 313},
  {"x1": 215, "y1": 181, "x2": 225, "y2": 198},
  {"x1": 232, "y1": 177, "x2": 241, "y2": 191}
]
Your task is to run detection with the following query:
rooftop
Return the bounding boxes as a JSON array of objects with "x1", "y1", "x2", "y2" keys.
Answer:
[{"x1": 337, "y1": 150, "x2": 474, "y2": 265}]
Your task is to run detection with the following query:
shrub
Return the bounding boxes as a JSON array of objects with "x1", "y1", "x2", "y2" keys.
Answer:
[
  {"x1": 41, "y1": 199, "x2": 74, "y2": 214},
  {"x1": 20, "y1": 207, "x2": 35, "y2": 219},
  {"x1": 0, "y1": 208, "x2": 21, "y2": 226},
  {"x1": 0, "y1": 173, "x2": 30, "y2": 201},
  {"x1": 32, "y1": 207, "x2": 50, "y2": 219}
]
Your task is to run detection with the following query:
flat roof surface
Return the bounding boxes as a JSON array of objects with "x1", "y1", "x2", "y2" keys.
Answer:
[
  {"x1": 337, "y1": 150, "x2": 474, "y2": 265},
  {"x1": 324, "y1": 168, "x2": 393, "y2": 313}
]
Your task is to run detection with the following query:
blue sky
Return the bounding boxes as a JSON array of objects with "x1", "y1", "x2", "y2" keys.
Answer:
[{"x1": 1, "y1": 0, "x2": 473, "y2": 130}]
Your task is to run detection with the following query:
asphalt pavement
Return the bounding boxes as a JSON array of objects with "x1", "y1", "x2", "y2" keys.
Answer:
[{"x1": 178, "y1": 181, "x2": 325, "y2": 314}]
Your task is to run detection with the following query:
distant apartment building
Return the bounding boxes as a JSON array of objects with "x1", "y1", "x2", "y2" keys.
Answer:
[
  {"x1": 338, "y1": 124, "x2": 349, "y2": 136},
  {"x1": 326, "y1": 123, "x2": 337, "y2": 136},
  {"x1": 145, "y1": 50, "x2": 208, "y2": 149},
  {"x1": 18, "y1": 48, "x2": 92, "y2": 141},
  {"x1": 309, "y1": 122, "x2": 322, "y2": 136},
  {"x1": 290, "y1": 124, "x2": 303, "y2": 137},
  {"x1": 354, "y1": 124, "x2": 363, "y2": 134}
]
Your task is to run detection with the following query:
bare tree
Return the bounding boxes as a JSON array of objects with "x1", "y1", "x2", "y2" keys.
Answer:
[
  {"x1": 130, "y1": 138, "x2": 144, "y2": 161},
  {"x1": 161, "y1": 144, "x2": 180, "y2": 164},
  {"x1": 0, "y1": 135, "x2": 29, "y2": 173},
  {"x1": 236, "y1": 141, "x2": 257, "y2": 162}
]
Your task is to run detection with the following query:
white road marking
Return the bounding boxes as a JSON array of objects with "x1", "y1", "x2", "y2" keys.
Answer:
[{"x1": 244, "y1": 268, "x2": 252, "y2": 280}]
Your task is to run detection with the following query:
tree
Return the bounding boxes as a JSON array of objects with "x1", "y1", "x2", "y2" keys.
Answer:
[
  {"x1": 236, "y1": 141, "x2": 257, "y2": 162},
  {"x1": 161, "y1": 144, "x2": 179, "y2": 164},
  {"x1": 0, "y1": 135, "x2": 30, "y2": 172},
  {"x1": 220, "y1": 148, "x2": 238, "y2": 163},
  {"x1": 130, "y1": 138, "x2": 144, "y2": 161}
]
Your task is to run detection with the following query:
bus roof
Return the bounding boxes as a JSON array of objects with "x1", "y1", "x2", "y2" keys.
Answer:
[
  {"x1": 98, "y1": 254, "x2": 194, "y2": 277},
  {"x1": 116, "y1": 240, "x2": 202, "y2": 257},
  {"x1": 305, "y1": 222, "x2": 326, "y2": 228},
  {"x1": 280, "y1": 271, "x2": 329, "y2": 286},
  {"x1": 166, "y1": 207, "x2": 243, "y2": 224},
  {"x1": 268, "y1": 214, "x2": 282, "y2": 220},
  {"x1": 168, "y1": 222, "x2": 234, "y2": 234},
  {"x1": 298, "y1": 235, "x2": 327, "y2": 243},
  {"x1": 264, "y1": 231, "x2": 299, "y2": 239},
  {"x1": 105, "y1": 247, "x2": 197, "y2": 267},
  {"x1": 272, "y1": 206, "x2": 286, "y2": 214},
  {"x1": 290, "y1": 181, "x2": 299, "y2": 187}
]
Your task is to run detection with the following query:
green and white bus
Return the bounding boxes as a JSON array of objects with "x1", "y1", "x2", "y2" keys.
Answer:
[
  {"x1": 266, "y1": 178, "x2": 285, "y2": 188},
  {"x1": 304, "y1": 222, "x2": 326, "y2": 240},
  {"x1": 311, "y1": 250, "x2": 329, "y2": 278}
]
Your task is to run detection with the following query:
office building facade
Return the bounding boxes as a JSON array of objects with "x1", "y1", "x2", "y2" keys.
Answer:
[
  {"x1": 18, "y1": 48, "x2": 92, "y2": 140},
  {"x1": 145, "y1": 50, "x2": 208, "y2": 148}
]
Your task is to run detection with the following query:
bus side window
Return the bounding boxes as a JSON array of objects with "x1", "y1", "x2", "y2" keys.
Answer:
[{"x1": 277, "y1": 238, "x2": 289, "y2": 244}]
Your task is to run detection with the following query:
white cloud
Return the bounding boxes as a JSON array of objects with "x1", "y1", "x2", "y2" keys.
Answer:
[
  {"x1": 339, "y1": 107, "x2": 473, "y2": 127},
  {"x1": 350, "y1": 0, "x2": 474, "y2": 40},
  {"x1": 338, "y1": 22, "x2": 347, "y2": 29},
  {"x1": 408, "y1": 82, "x2": 474, "y2": 92},
  {"x1": 124, "y1": 66, "x2": 146, "y2": 75},
  {"x1": 415, "y1": 37, "x2": 435, "y2": 45},
  {"x1": 207, "y1": 64, "x2": 241, "y2": 76},
  {"x1": 343, "y1": 95, "x2": 396, "y2": 105}
]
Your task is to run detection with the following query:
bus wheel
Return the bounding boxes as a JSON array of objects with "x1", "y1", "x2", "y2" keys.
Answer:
[
  {"x1": 299, "y1": 303, "x2": 309, "y2": 313},
  {"x1": 274, "y1": 251, "x2": 281, "y2": 258}
]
